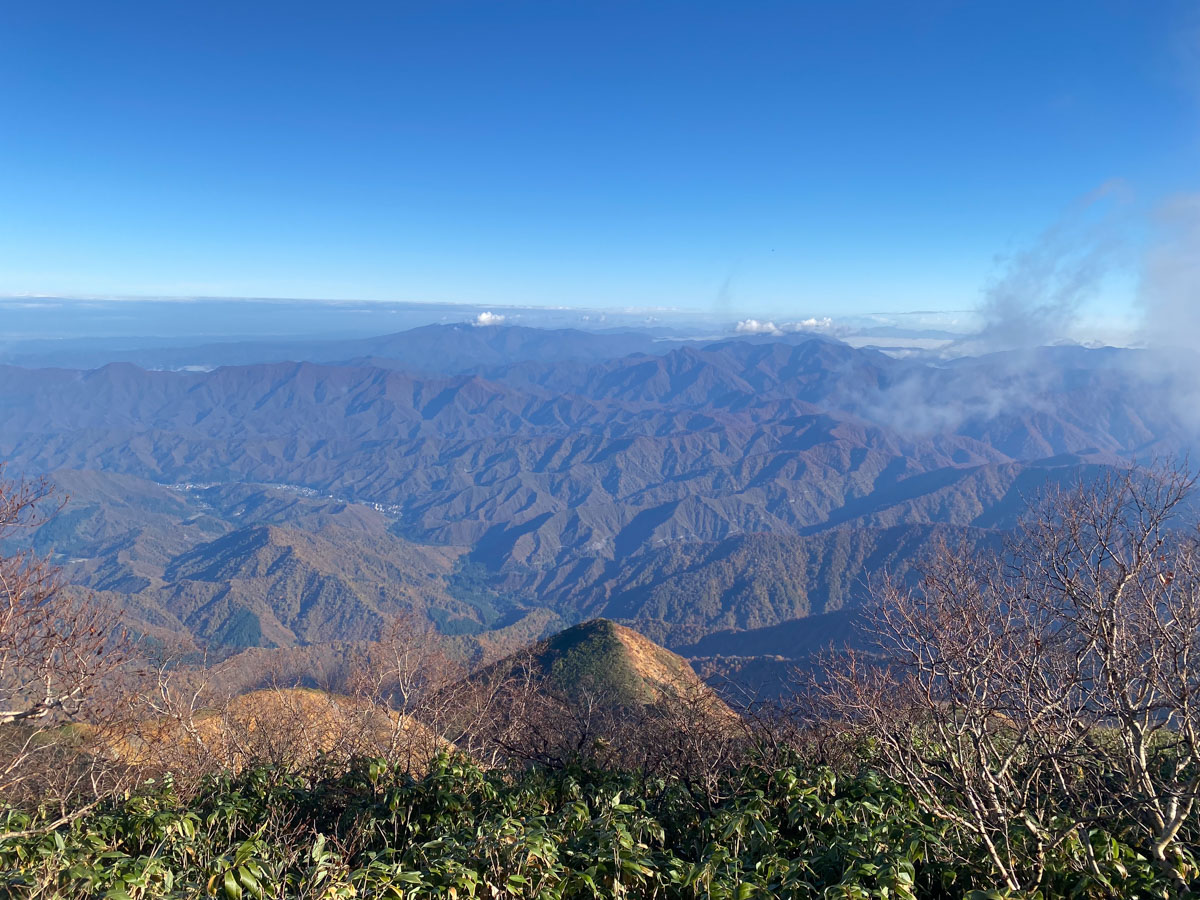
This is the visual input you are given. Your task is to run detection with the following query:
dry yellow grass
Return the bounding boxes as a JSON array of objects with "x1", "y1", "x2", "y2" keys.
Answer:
[{"x1": 113, "y1": 687, "x2": 449, "y2": 776}]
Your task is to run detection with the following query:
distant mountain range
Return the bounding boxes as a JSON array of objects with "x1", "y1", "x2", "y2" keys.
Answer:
[
  {"x1": 8, "y1": 324, "x2": 1196, "y2": 682},
  {"x1": 0, "y1": 324, "x2": 671, "y2": 372}
]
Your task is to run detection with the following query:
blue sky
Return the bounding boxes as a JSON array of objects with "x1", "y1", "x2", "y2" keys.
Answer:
[{"x1": 1, "y1": 1, "x2": 1196, "y2": 320}]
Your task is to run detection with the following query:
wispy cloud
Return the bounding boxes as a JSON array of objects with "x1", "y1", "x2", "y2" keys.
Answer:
[
  {"x1": 968, "y1": 181, "x2": 1129, "y2": 354},
  {"x1": 1138, "y1": 193, "x2": 1200, "y2": 349}
]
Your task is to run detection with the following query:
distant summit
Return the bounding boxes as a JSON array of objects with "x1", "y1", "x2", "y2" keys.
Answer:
[{"x1": 477, "y1": 618, "x2": 723, "y2": 710}]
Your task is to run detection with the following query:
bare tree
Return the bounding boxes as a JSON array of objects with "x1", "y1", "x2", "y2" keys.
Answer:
[
  {"x1": 1021, "y1": 462, "x2": 1200, "y2": 888},
  {"x1": 348, "y1": 612, "x2": 467, "y2": 769},
  {"x1": 817, "y1": 462, "x2": 1200, "y2": 892},
  {"x1": 0, "y1": 469, "x2": 133, "y2": 812}
]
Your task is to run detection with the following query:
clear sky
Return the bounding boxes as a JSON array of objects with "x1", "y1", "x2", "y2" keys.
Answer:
[{"x1": 1, "y1": 1, "x2": 1196, "y2": 319}]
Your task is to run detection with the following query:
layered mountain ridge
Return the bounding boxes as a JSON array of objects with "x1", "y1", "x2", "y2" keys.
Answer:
[{"x1": 10, "y1": 325, "x2": 1195, "y2": 673}]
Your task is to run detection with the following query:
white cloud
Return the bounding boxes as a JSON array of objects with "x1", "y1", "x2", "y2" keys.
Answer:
[
  {"x1": 472, "y1": 311, "x2": 506, "y2": 326},
  {"x1": 734, "y1": 318, "x2": 781, "y2": 335},
  {"x1": 735, "y1": 317, "x2": 834, "y2": 335},
  {"x1": 787, "y1": 317, "x2": 833, "y2": 331}
]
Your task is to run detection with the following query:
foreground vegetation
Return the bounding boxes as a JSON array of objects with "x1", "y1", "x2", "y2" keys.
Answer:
[{"x1": 5, "y1": 750, "x2": 1191, "y2": 900}]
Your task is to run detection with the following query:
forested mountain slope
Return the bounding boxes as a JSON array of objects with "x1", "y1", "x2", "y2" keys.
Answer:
[{"x1": 9, "y1": 327, "x2": 1193, "y2": 665}]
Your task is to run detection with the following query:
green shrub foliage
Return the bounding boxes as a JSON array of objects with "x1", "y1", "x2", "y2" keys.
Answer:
[{"x1": 1, "y1": 751, "x2": 1187, "y2": 899}]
